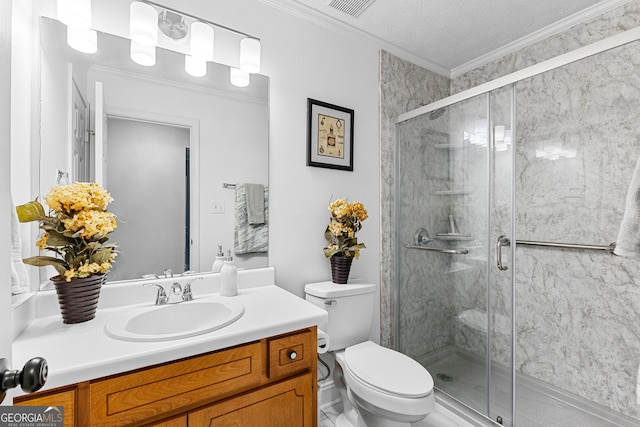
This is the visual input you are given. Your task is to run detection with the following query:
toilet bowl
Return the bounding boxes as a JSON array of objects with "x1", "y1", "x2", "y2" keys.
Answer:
[{"x1": 305, "y1": 281, "x2": 435, "y2": 427}]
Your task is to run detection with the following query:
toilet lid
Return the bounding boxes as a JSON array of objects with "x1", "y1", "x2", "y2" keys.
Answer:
[{"x1": 344, "y1": 341, "x2": 434, "y2": 398}]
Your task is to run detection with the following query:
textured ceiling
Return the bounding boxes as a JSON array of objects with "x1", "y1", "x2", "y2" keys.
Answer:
[{"x1": 265, "y1": 0, "x2": 630, "y2": 75}]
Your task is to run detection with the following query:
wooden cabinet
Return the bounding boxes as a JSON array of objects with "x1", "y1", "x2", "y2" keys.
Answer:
[{"x1": 14, "y1": 327, "x2": 317, "y2": 427}]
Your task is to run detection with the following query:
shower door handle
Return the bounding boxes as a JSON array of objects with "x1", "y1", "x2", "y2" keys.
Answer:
[{"x1": 496, "y1": 235, "x2": 510, "y2": 271}]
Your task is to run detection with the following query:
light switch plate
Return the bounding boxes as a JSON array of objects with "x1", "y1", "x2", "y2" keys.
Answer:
[{"x1": 212, "y1": 200, "x2": 225, "y2": 214}]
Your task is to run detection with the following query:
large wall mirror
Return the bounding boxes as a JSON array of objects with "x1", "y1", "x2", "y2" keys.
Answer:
[{"x1": 29, "y1": 17, "x2": 269, "y2": 286}]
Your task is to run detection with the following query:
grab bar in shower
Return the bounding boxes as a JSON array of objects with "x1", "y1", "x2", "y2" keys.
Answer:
[
  {"x1": 502, "y1": 238, "x2": 616, "y2": 253},
  {"x1": 405, "y1": 244, "x2": 469, "y2": 255},
  {"x1": 496, "y1": 236, "x2": 616, "y2": 270}
]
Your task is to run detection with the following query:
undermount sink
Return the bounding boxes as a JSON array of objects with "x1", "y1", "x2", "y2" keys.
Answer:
[{"x1": 104, "y1": 297, "x2": 245, "y2": 342}]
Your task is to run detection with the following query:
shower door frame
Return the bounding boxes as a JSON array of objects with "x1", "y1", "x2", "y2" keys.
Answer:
[{"x1": 394, "y1": 24, "x2": 640, "y2": 427}]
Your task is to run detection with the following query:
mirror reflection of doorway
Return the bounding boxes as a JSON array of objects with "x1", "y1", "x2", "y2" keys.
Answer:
[
  {"x1": 106, "y1": 117, "x2": 190, "y2": 281},
  {"x1": 71, "y1": 77, "x2": 89, "y2": 182}
]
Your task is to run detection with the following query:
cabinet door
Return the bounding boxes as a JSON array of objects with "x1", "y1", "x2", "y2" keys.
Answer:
[
  {"x1": 14, "y1": 387, "x2": 76, "y2": 427},
  {"x1": 188, "y1": 373, "x2": 315, "y2": 427}
]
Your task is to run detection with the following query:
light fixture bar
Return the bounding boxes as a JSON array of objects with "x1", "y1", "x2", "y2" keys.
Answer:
[{"x1": 141, "y1": 0, "x2": 260, "y2": 41}]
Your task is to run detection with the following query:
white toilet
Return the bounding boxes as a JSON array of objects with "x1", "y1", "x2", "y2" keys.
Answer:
[{"x1": 305, "y1": 281, "x2": 434, "y2": 427}]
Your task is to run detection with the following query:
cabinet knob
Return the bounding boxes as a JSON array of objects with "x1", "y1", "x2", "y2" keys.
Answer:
[{"x1": 288, "y1": 351, "x2": 297, "y2": 360}]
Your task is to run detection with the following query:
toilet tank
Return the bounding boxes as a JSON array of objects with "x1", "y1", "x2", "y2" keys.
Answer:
[{"x1": 304, "y1": 281, "x2": 376, "y2": 351}]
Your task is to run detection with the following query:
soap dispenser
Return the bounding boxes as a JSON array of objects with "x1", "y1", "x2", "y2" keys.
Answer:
[
  {"x1": 219, "y1": 249, "x2": 237, "y2": 296},
  {"x1": 211, "y1": 244, "x2": 225, "y2": 273}
]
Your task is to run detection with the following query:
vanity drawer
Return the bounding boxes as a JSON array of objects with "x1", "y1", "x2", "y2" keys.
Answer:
[
  {"x1": 267, "y1": 329, "x2": 313, "y2": 380},
  {"x1": 89, "y1": 342, "x2": 263, "y2": 426}
]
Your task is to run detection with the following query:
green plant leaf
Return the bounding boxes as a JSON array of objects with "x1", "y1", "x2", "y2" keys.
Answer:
[
  {"x1": 15, "y1": 200, "x2": 46, "y2": 223},
  {"x1": 91, "y1": 247, "x2": 113, "y2": 264},
  {"x1": 22, "y1": 256, "x2": 67, "y2": 276},
  {"x1": 45, "y1": 230, "x2": 75, "y2": 246}
]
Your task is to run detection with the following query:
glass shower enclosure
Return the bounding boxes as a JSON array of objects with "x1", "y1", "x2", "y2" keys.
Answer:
[{"x1": 395, "y1": 35, "x2": 640, "y2": 426}]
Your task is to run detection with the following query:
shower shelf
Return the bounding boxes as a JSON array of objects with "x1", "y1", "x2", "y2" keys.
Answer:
[
  {"x1": 405, "y1": 244, "x2": 469, "y2": 255},
  {"x1": 433, "y1": 189, "x2": 473, "y2": 195}
]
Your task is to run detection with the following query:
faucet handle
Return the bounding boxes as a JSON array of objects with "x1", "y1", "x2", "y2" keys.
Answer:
[
  {"x1": 182, "y1": 277, "x2": 203, "y2": 302},
  {"x1": 164, "y1": 268, "x2": 173, "y2": 278},
  {"x1": 144, "y1": 283, "x2": 168, "y2": 305}
]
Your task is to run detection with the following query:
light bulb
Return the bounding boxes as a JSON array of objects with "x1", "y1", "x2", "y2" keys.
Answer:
[
  {"x1": 230, "y1": 67, "x2": 250, "y2": 87},
  {"x1": 130, "y1": 1, "x2": 158, "y2": 47},
  {"x1": 190, "y1": 22, "x2": 214, "y2": 61},
  {"x1": 67, "y1": 27, "x2": 97, "y2": 54},
  {"x1": 240, "y1": 37, "x2": 261, "y2": 74},
  {"x1": 57, "y1": 0, "x2": 91, "y2": 30},
  {"x1": 185, "y1": 55, "x2": 207, "y2": 77},
  {"x1": 130, "y1": 41, "x2": 156, "y2": 66}
]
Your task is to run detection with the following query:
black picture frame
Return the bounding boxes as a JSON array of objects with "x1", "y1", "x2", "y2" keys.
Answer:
[{"x1": 306, "y1": 98, "x2": 354, "y2": 171}]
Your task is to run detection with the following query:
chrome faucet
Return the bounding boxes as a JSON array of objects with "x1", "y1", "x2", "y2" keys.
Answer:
[
  {"x1": 144, "y1": 283, "x2": 168, "y2": 305},
  {"x1": 145, "y1": 277, "x2": 204, "y2": 305},
  {"x1": 181, "y1": 277, "x2": 203, "y2": 302}
]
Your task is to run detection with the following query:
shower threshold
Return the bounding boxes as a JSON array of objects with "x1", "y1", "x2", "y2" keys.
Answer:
[{"x1": 418, "y1": 345, "x2": 638, "y2": 427}]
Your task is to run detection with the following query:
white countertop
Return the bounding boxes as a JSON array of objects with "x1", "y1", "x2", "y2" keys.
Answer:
[{"x1": 12, "y1": 268, "x2": 328, "y2": 395}]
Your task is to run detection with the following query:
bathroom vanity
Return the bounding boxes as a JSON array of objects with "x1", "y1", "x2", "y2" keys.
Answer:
[{"x1": 12, "y1": 268, "x2": 327, "y2": 427}]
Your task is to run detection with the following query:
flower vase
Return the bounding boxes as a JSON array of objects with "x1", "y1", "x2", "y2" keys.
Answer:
[
  {"x1": 51, "y1": 274, "x2": 106, "y2": 324},
  {"x1": 330, "y1": 255, "x2": 353, "y2": 284}
]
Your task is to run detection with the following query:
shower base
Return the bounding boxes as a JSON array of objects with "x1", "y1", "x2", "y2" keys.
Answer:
[{"x1": 419, "y1": 345, "x2": 638, "y2": 427}]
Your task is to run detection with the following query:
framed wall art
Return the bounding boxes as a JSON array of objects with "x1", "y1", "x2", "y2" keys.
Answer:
[{"x1": 307, "y1": 98, "x2": 354, "y2": 171}]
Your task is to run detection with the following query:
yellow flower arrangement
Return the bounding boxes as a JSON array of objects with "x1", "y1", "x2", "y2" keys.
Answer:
[
  {"x1": 16, "y1": 182, "x2": 118, "y2": 282},
  {"x1": 323, "y1": 198, "x2": 368, "y2": 259}
]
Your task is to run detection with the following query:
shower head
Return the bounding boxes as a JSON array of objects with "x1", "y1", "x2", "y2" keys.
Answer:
[{"x1": 429, "y1": 108, "x2": 445, "y2": 120}]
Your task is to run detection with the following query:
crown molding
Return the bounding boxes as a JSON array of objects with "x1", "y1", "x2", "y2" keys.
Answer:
[
  {"x1": 258, "y1": 0, "x2": 450, "y2": 77},
  {"x1": 451, "y1": 0, "x2": 634, "y2": 77},
  {"x1": 261, "y1": 0, "x2": 634, "y2": 80}
]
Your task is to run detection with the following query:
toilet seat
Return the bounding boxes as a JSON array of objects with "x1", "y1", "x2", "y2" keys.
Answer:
[
  {"x1": 344, "y1": 341, "x2": 434, "y2": 398},
  {"x1": 336, "y1": 341, "x2": 435, "y2": 421}
]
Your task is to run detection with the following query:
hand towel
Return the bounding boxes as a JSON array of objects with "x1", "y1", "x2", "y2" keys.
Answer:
[
  {"x1": 11, "y1": 199, "x2": 30, "y2": 294},
  {"x1": 614, "y1": 156, "x2": 640, "y2": 257},
  {"x1": 234, "y1": 184, "x2": 268, "y2": 254},
  {"x1": 245, "y1": 183, "x2": 265, "y2": 225}
]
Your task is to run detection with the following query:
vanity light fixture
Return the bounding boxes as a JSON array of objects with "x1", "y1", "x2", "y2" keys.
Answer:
[
  {"x1": 130, "y1": 41, "x2": 156, "y2": 67},
  {"x1": 57, "y1": 0, "x2": 97, "y2": 53},
  {"x1": 127, "y1": 1, "x2": 261, "y2": 83},
  {"x1": 240, "y1": 37, "x2": 261, "y2": 74},
  {"x1": 230, "y1": 67, "x2": 250, "y2": 87}
]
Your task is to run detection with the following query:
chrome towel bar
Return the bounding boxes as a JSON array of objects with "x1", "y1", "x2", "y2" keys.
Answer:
[
  {"x1": 496, "y1": 236, "x2": 616, "y2": 270},
  {"x1": 504, "y1": 238, "x2": 615, "y2": 253}
]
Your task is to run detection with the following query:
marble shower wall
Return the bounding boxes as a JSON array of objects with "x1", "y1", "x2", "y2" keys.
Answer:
[
  {"x1": 510, "y1": 40, "x2": 640, "y2": 418},
  {"x1": 452, "y1": 0, "x2": 640, "y2": 94},
  {"x1": 378, "y1": 50, "x2": 450, "y2": 349}
]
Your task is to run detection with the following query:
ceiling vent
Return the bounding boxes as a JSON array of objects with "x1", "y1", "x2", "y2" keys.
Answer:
[{"x1": 326, "y1": 0, "x2": 376, "y2": 18}]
